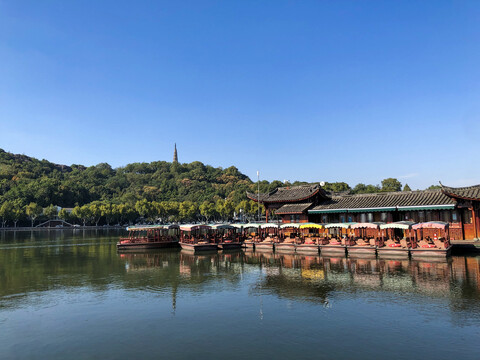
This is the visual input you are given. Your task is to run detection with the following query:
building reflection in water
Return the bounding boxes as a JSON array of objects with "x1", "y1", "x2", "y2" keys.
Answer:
[
  {"x1": 118, "y1": 250, "x2": 480, "y2": 315},
  {"x1": 1, "y1": 243, "x2": 479, "y2": 317}
]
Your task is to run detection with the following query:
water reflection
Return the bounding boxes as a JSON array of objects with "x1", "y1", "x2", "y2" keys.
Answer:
[{"x1": 1, "y1": 232, "x2": 480, "y2": 315}]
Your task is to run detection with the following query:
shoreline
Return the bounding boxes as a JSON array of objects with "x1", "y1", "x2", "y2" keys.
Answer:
[{"x1": 0, "y1": 226, "x2": 125, "y2": 231}]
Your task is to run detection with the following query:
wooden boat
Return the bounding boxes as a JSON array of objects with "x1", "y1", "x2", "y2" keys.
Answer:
[
  {"x1": 347, "y1": 222, "x2": 383, "y2": 257},
  {"x1": 377, "y1": 221, "x2": 414, "y2": 258},
  {"x1": 117, "y1": 224, "x2": 179, "y2": 250},
  {"x1": 179, "y1": 225, "x2": 218, "y2": 252},
  {"x1": 276, "y1": 223, "x2": 299, "y2": 252},
  {"x1": 296, "y1": 223, "x2": 322, "y2": 254},
  {"x1": 410, "y1": 221, "x2": 452, "y2": 258},
  {"x1": 319, "y1": 223, "x2": 352, "y2": 255},
  {"x1": 211, "y1": 224, "x2": 243, "y2": 250},
  {"x1": 234, "y1": 224, "x2": 260, "y2": 249},
  {"x1": 255, "y1": 223, "x2": 279, "y2": 251}
]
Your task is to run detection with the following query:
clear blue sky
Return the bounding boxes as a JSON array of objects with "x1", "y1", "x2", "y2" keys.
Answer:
[{"x1": 1, "y1": 1, "x2": 479, "y2": 189}]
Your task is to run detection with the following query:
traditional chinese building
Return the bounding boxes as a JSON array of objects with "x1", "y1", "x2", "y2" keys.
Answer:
[
  {"x1": 248, "y1": 183, "x2": 480, "y2": 240},
  {"x1": 246, "y1": 184, "x2": 329, "y2": 223}
]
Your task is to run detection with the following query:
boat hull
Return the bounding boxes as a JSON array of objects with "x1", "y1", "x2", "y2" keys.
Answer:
[
  {"x1": 320, "y1": 245, "x2": 346, "y2": 255},
  {"x1": 410, "y1": 247, "x2": 452, "y2": 258},
  {"x1": 255, "y1": 243, "x2": 275, "y2": 251},
  {"x1": 180, "y1": 243, "x2": 218, "y2": 252},
  {"x1": 377, "y1": 247, "x2": 409, "y2": 258},
  {"x1": 117, "y1": 241, "x2": 179, "y2": 251},
  {"x1": 296, "y1": 244, "x2": 319, "y2": 254},
  {"x1": 346, "y1": 246, "x2": 376, "y2": 257},
  {"x1": 218, "y1": 242, "x2": 243, "y2": 250},
  {"x1": 275, "y1": 243, "x2": 296, "y2": 252}
]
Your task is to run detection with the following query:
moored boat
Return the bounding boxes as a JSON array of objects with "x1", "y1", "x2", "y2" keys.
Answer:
[
  {"x1": 211, "y1": 224, "x2": 243, "y2": 250},
  {"x1": 410, "y1": 221, "x2": 452, "y2": 258},
  {"x1": 320, "y1": 223, "x2": 352, "y2": 255},
  {"x1": 347, "y1": 222, "x2": 383, "y2": 257},
  {"x1": 276, "y1": 223, "x2": 300, "y2": 252},
  {"x1": 179, "y1": 225, "x2": 218, "y2": 252},
  {"x1": 296, "y1": 223, "x2": 322, "y2": 254},
  {"x1": 377, "y1": 221, "x2": 414, "y2": 258},
  {"x1": 234, "y1": 224, "x2": 260, "y2": 249},
  {"x1": 255, "y1": 223, "x2": 279, "y2": 251},
  {"x1": 117, "y1": 224, "x2": 180, "y2": 250}
]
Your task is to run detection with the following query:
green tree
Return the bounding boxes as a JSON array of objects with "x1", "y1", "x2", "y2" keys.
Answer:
[
  {"x1": 26, "y1": 202, "x2": 43, "y2": 227},
  {"x1": 43, "y1": 204, "x2": 58, "y2": 219},
  {"x1": 222, "y1": 200, "x2": 235, "y2": 220},
  {"x1": 381, "y1": 178, "x2": 402, "y2": 192},
  {"x1": 58, "y1": 208, "x2": 71, "y2": 223},
  {"x1": 0, "y1": 201, "x2": 14, "y2": 227},
  {"x1": 89, "y1": 202, "x2": 103, "y2": 226},
  {"x1": 100, "y1": 202, "x2": 114, "y2": 225},
  {"x1": 200, "y1": 201, "x2": 215, "y2": 222},
  {"x1": 352, "y1": 183, "x2": 381, "y2": 194},
  {"x1": 179, "y1": 201, "x2": 198, "y2": 222},
  {"x1": 11, "y1": 200, "x2": 25, "y2": 227},
  {"x1": 135, "y1": 199, "x2": 157, "y2": 223},
  {"x1": 72, "y1": 205, "x2": 92, "y2": 226},
  {"x1": 403, "y1": 184, "x2": 412, "y2": 191},
  {"x1": 324, "y1": 182, "x2": 351, "y2": 193}
]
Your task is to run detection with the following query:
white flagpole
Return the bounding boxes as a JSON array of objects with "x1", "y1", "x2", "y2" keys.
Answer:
[{"x1": 257, "y1": 171, "x2": 260, "y2": 222}]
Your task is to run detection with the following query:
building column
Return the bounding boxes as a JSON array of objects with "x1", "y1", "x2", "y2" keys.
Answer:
[{"x1": 473, "y1": 205, "x2": 478, "y2": 240}]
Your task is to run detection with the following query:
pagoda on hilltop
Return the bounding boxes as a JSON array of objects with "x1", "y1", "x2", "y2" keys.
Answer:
[{"x1": 173, "y1": 143, "x2": 178, "y2": 163}]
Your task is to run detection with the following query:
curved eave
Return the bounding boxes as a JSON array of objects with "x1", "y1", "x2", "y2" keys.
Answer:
[
  {"x1": 442, "y1": 191, "x2": 480, "y2": 201},
  {"x1": 248, "y1": 189, "x2": 321, "y2": 204}
]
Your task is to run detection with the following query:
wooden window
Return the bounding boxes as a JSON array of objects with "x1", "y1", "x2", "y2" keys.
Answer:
[{"x1": 452, "y1": 211, "x2": 458, "y2": 222}]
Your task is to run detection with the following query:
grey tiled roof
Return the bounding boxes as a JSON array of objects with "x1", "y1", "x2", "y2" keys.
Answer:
[
  {"x1": 442, "y1": 184, "x2": 480, "y2": 200},
  {"x1": 275, "y1": 203, "x2": 313, "y2": 214},
  {"x1": 247, "y1": 184, "x2": 325, "y2": 203},
  {"x1": 310, "y1": 189, "x2": 455, "y2": 211}
]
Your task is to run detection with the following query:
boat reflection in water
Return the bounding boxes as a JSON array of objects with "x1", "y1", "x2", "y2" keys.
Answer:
[{"x1": 117, "y1": 249, "x2": 480, "y2": 311}]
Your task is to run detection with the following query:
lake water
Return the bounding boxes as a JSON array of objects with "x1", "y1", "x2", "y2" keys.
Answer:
[{"x1": 1, "y1": 230, "x2": 480, "y2": 359}]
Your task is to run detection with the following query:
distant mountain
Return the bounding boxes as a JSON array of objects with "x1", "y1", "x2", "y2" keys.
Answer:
[{"x1": 0, "y1": 148, "x2": 266, "y2": 207}]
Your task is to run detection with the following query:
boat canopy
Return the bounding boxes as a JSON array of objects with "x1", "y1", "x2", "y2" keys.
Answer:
[
  {"x1": 210, "y1": 224, "x2": 235, "y2": 230},
  {"x1": 299, "y1": 223, "x2": 323, "y2": 229},
  {"x1": 260, "y1": 223, "x2": 280, "y2": 229},
  {"x1": 126, "y1": 224, "x2": 167, "y2": 231},
  {"x1": 180, "y1": 224, "x2": 212, "y2": 231},
  {"x1": 325, "y1": 222, "x2": 356, "y2": 229},
  {"x1": 380, "y1": 221, "x2": 416, "y2": 230},
  {"x1": 350, "y1": 222, "x2": 384, "y2": 229},
  {"x1": 412, "y1": 221, "x2": 449, "y2": 230},
  {"x1": 280, "y1": 223, "x2": 301, "y2": 229}
]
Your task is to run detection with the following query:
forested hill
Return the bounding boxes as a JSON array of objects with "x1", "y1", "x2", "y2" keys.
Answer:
[
  {"x1": 0, "y1": 148, "x2": 433, "y2": 226},
  {"x1": 0, "y1": 148, "x2": 266, "y2": 207}
]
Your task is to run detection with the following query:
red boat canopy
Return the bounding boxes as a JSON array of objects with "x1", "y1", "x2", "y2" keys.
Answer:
[{"x1": 412, "y1": 221, "x2": 449, "y2": 230}]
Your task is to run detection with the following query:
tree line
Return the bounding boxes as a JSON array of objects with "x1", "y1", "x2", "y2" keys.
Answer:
[
  {"x1": 0, "y1": 148, "x2": 434, "y2": 227},
  {"x1": 0, "y1": 199, "x2": 264, "y2": 227}
]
